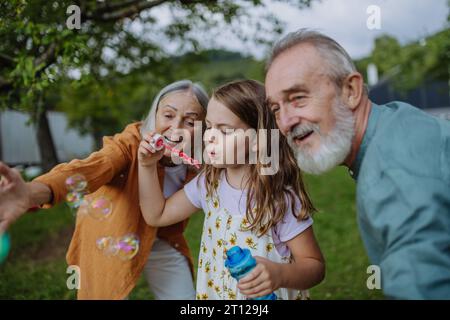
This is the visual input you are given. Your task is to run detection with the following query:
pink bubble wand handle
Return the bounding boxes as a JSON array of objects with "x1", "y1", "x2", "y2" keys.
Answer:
[{"x1": 149, "y1": 134, "x2": 201, "y2": 169}]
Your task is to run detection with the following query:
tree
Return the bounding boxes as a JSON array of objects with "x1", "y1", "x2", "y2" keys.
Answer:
[
  {"x1": 356, "y1": 28, "x2": 449, "y2": 93},
  {"x1": 0, "y1": 0, "x2": 313, "y2": 171}
]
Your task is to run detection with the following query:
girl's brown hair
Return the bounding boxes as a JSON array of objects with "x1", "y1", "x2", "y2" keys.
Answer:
[{"x1": 201, "y1": 79, "x2": 316, "y2": 236}]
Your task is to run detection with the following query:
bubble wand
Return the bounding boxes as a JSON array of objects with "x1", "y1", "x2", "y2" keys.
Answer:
[{"x1": 150, "y1": 134, "x2": 201, "y2": 169}]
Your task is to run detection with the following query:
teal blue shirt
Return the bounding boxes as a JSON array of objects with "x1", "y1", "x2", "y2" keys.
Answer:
[{"x1": 350, "y1": 101, "x2": 450, "y2": 299}]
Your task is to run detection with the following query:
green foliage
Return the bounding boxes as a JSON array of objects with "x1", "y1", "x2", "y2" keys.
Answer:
[{"x1": 356, "y1": 28, "x2": 450, "y2": 92}]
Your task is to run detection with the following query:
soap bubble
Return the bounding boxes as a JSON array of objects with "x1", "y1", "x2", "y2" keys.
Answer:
[
  {"x1": 96, "y1": 236, "x2": 118, "y2": 257},
  {"x1": 88, "y1": 196, "x2": 113, "y2": 220},
  {"x1": 0, "y1": 232, "x2": 10, "y2": 264},
  {"x1": 65, "y1": 174, "x2": 87, "y2": 192},
  {"x1": 96, "y1": 234, "x2": 139, "y2": 260},
  {"x1": 65, "y1": 174, "x2": 88, "y2": 214},
  {"x1": 77, "y1": 198, "x2": 90, "y2": 216},
  {"x1": 115, "y1": 234, "x2": 139, "y2": 261},
  {"x1": 66, "y1": 191, "x2": 84, "y2": 209}
]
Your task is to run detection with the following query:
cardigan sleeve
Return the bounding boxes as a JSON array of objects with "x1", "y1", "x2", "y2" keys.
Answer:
[{"x1": 34, "y1": 124, "x2": 139, "y2": 207}]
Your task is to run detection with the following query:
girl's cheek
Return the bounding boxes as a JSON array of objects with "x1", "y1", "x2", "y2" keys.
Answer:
[{"x1": 225, "y1": 136, "x2": 236, "y2": 156}]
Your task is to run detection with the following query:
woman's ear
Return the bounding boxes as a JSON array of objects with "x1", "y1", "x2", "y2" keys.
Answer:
[{"x1": 341, "y1": 72, "x2": 365, "y2": 110}]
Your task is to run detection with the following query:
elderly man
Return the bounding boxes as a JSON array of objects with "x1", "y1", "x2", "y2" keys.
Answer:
[{"x1": 265, "y1": 29, "x2": 450, "y2": 299}]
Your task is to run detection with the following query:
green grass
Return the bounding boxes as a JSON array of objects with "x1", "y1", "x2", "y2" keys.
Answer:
[{"x1": 0, "y1": 167, "x2": 383, "y2": 299}]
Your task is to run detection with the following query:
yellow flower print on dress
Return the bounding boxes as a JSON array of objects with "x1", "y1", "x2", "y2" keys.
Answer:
[
  {"x1": 266, "y1": 243, "x2": 274, "y2": 253},
  {"x1": 227, "y1": 289, "x2": 236, "y2": 300},
  {"x1": 217, "y1": 239, "x2": 224, "y2": 247},
  {"x1": 212, "y1": 198, "x2": 220, "y2": 209},
  {"x1": 245, "y1": 236, "x2": 257, "y2": 250},
  {"x1": 201, "y1": 293, "x2": 208, "y2": 300},
  {"x1": 196, "y1": 293, "x2": 201, "y2": 300},
  {"x1": 214, "y1": 285, "x2": 221, "y2": 295},
  {"x1": 229, "y1": 232, "x2": 237, "y2": 246},
  {"x1": 212, "y1": 247, "x2": 217, "y2": 258},
  {"x1": 202, "y1": 241, "x2": 207, "y2": 254},
  {"x1": 207, "y1": 279, "x2": 214, "y2": 288},
  {"x1": 240, "y1": 217, "x2": 250, "y2": 231},
  {"x1": 199, "y1": 258, "x2": 203, "y2": 269},
  {"x1": 226, "y1": 215, "x2": 232, "y2": 230},
  {"x1": 208, "y1": 227, "x2": 212, "y2": 239},
  {"x1": 205, "y1": 261, "x2": 211, "y2": 273},
  {"x1": 215, "y1": 216, "x2": 222, "y2": 230}
]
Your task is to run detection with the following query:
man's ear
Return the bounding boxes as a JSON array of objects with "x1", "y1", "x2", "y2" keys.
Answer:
[{"x1": 341, "y1": 72, "x2": 365, "y2": 110}]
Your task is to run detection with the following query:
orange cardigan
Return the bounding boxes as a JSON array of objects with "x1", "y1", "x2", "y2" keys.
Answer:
[{"x1": 34, "y1": 122, "x2": 197, "y2": 299}]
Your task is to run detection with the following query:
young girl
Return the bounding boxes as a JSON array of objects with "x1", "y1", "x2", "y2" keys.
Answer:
[{"x1": 138, "y1": 80, "x2": 325, "y2": 300}]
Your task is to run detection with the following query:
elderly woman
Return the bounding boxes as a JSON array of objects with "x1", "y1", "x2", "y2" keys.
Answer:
[{"x1": 0, "y1": 80, "x2": 208, "y2": 299}]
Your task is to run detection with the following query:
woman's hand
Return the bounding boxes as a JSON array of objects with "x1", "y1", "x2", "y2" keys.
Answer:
[
  {"x1": 138, "y1": 132, "x2": 165, "y2": 167},
  {"x1": 237, "y1": 256, "x2": 281, "y2": 299}
]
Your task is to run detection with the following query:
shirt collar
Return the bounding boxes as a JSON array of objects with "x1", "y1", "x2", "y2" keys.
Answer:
[{"x1": 349, "y1": 102, "x2": 381, "y2": 180}]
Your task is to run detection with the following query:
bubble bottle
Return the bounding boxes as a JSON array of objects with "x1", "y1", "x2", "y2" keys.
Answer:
[{"x1": 224, "y1": 245, "x2": 277, "y2": 300}]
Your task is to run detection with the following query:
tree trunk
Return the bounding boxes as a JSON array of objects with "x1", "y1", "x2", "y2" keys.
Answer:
[
  {"x1": 93, "y1": 128, "x2": 104, "y2": 151},
  {"x1": 36, "y1": 110, "x2": 59, "y2": 173}
]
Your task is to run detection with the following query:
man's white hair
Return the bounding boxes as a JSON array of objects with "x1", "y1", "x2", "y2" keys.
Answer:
[{"x1": 266, "y1": 28, "x2": 357, "y2": 89}]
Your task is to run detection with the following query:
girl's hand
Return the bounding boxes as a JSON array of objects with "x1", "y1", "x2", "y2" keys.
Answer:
[
  {"x1": 138, "y1": 132, "x2": 165, "y2": 167},
  {"x1": 237, "y1": 256, "x2": 281, "y2": 299}
]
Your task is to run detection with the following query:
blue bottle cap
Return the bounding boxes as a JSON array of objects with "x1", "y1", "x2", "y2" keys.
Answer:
[{"x1": 225, "y1": 245, "x2": 252, "y2": 268}]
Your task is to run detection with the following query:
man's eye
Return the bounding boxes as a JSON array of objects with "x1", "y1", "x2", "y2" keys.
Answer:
[
  {"x1": 165, "y1": 114, "x2": 174, "y2": 119},
  {"x1": 185, "y1": 120, "x2": 194, "y2": 127},
  {"x1": 293, "y1": 96, "x2": 305, "y2": 102},
  {"x1": 271, "y1": 106, "x2": 280, "y2": 114}
]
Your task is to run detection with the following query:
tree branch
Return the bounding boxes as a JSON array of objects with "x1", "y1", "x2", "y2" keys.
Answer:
[
  {"x1": 34, "y1": 43, "x2": 57, "y2": 69},
  {"x1": 93, "y1": 0, "x2": 143, "y2": 14},
  {"x1": 0, "y1": 53, "x2": 15, "y2": 66},
  {"x1": 0, "y1": 43, "x2": 57, "y2": 93},
  {"x1": 86, "y1": 0, "x2": 170, "y2": 22}
]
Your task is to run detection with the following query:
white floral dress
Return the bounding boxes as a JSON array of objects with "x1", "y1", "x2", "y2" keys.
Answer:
[{"x1": 195, "y1": 180, "x2": 309, "y2": 300}]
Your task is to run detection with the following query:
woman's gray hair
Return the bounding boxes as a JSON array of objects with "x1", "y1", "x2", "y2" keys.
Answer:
[
  {"x1": 140, "y1": 80, "x2": 209, "y2": 135},
  {"x1": 266, "y1": 29, "x2": 357, "y2": 89}
]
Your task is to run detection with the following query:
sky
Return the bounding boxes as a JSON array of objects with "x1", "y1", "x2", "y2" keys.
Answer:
[
  {"x1": 145, "y1": 0, "x2": 449, "y2": 60},
  {"x1": 264, "y1": 0, "x2": 449, "y2": 59}
]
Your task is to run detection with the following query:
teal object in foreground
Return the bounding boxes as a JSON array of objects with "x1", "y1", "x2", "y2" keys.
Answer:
[
  {"x1": 0, "y1": 232, "x2": 10, "y2": 264},
  {"x1": 225, "y1": 246, "x2": 277, "y2": 300}
]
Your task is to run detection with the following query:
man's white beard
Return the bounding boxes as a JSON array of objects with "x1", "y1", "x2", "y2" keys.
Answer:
[{"x1": 287, "y1": 98, "x2": 355, "y2": 175}]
